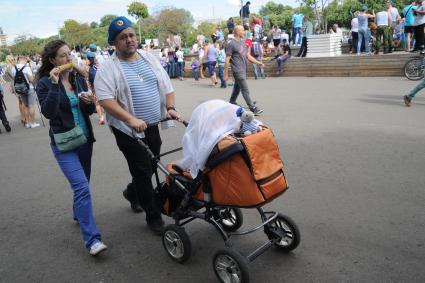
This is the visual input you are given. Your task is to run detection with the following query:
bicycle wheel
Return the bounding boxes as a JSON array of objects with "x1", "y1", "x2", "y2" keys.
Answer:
[{"x1": 404, "y1": 57, "x2": 424, "y2": 81}]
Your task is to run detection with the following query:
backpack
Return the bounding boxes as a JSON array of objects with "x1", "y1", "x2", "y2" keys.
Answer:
[
  {"x1": 14, "y1": 65, "x2": 29, "y2": 95},
  {"x1": 251, "y1": 42, "x2": 261, "y2": 57}
]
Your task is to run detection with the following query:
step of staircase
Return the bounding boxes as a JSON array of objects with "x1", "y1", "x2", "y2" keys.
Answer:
[{"x1": 182, "y1": 52, "x2": 419, "y2": 78}]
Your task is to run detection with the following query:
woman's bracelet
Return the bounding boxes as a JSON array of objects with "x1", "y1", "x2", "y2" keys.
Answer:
[{"x1": 167, "y1": 106, "x2": 176, "y2": 111}]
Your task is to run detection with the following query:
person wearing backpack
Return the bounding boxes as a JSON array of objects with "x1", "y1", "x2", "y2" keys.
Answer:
[
  {"x1": 4, "y1": 55, "x2": 26, "y2": 125},
  {"x1": 11, "y1": 56, "x2": 40, "y2": 128},
  {"x1": 251, "y1": 39, "x2": 265, "y2": 79}
]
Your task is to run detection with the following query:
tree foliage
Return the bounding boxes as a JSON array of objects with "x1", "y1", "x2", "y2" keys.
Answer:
[
  {"x1": 127, "y1": 1, "x2": 149, "y2": 20},
  {"x1": 99, "y1": 14, "x2": 118, "y2": 28},
  {"x1": 298, "y1": 0, "x2": 408, "y2": 30},
  {"x1": 60, "y1": 19, "x2": 93, "y2": 48}
]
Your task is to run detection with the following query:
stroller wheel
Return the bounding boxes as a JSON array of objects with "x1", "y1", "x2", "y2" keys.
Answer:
[
  {"x1": 213, "y1": 248, "x2": 249, "y2": 283},
  {"x1": 268, "y1": 213, "x2": 300, "y2": 252},
  {"x1": 215, "y1": 207, "x2": 243, "y2": 232},
  {"x1": 162, "y1": 224, "x2": 192, "y2": 263}
]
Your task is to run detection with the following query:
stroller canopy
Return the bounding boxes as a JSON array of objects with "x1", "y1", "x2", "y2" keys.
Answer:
[{"x1": 178, "y1": 100, "x2": 240, "y2": 178}]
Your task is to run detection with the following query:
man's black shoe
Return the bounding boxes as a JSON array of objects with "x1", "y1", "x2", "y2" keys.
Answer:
[
  {"x1": 4, "y1": 122, "x2": 11, "y2": 132},
  {"x1": 147, "y1": 218, "x2": 164, "y2": 235},
  {"x1": 123, "y1": 189, "x2": 143, "y2": 213}
]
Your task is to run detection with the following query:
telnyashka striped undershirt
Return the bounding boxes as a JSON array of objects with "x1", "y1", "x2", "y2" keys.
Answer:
[{"x1": 120, "y1": 56, "x2": 161, "y2": 124}]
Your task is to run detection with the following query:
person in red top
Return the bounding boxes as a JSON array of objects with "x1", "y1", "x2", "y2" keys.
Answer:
[{"x1": 245, "y1": 31, "x2": 253, "y2": 49}]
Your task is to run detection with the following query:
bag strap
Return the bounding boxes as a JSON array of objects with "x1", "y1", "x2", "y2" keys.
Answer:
[{"x1": 404, "y1": 5, "x2": 413, "y2": 18}]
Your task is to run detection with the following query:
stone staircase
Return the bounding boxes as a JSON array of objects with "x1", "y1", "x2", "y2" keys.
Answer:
[{"x1": 183, "y1": 52, "x2": 418, "y2": 78}]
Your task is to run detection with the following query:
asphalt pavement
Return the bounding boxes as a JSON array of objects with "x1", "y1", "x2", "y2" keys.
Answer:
[{"x1": 0, "y1": 77, "x2": 424, "y2": 282}]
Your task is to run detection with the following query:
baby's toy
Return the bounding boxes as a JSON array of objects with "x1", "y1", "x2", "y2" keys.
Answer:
[{"x1": 236, "y1": 107, "x2": 261, "y2": 136}]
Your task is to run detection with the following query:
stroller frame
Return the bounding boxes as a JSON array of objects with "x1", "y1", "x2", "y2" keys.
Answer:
[{"x1": 135, "y1": 120, "x2": 300, "y2": 283}]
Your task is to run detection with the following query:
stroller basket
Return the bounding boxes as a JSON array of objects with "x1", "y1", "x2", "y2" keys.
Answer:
[{"x1": 162, "y1": 127, "x2": 289, "y2": 213}]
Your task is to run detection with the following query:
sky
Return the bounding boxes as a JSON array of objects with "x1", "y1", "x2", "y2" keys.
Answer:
[{"x1": 0, "y1": 0, "x2": 298, "y2": 44}]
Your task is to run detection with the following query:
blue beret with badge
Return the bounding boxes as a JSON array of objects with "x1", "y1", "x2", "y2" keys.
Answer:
[{"x1": 108, "y1": 16, "x2": 133, "y2": 45}]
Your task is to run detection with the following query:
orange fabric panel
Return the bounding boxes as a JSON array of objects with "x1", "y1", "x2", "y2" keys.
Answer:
[
  {"x1": 242, "y1": 128, "x2": 284, "y2": 181},
  {"x1": 217, "y1": 135, "x2": 238, "y2": 151},
  {"x1": 208, "y1": 153, "x2": 265, "y2": 206},
  {"x1": 259, "y1": 172, "x2": 288, "y2": 201}
]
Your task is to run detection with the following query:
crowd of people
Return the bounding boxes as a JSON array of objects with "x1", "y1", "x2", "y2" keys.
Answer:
[{"x1": 348, "y1": 1, "x2": 425, "y2": 55}]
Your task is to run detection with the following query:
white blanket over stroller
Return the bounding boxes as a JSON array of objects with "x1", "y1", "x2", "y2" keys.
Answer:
[{"x1": 178, "y1": 100, "x2": 240, "y2": 178}]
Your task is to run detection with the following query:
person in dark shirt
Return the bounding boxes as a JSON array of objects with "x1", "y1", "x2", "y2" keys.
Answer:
[
  {"x1": 227, "y1": 17, "x2": 235, "y2": 35},
  {"x1": 273, "y1": 39, "x2": 291, "y2": 75}
]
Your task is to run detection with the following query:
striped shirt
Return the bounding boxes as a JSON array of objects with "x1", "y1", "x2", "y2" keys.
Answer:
[{"x1": 120, "y1": 56, "x2": 161, "y2": 124}]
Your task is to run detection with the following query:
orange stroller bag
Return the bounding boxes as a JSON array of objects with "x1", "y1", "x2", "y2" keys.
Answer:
[{"x1": 194, "y1": 127, "x2": 289, "y2": 207}]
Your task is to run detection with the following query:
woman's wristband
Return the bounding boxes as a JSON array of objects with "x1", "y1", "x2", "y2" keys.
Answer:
[{"x1": 167, "y1": 106, "x2": 176, "y2": 111}]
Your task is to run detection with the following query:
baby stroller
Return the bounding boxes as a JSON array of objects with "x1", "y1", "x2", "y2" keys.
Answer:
[{"x1": 137, "y1": 105, "x2": 300, "y2": 283}]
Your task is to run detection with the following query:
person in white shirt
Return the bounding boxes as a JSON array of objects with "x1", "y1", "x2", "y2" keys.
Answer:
[
  {"x1": 350, "y1": 15, "x2": 359, "y2": 53},
  {"x1": 271, "y1": 25, "x2": 282, "y2": 55},
  {"x1": 11, "y1": 56, "x2": 40, "y2": 128},
  {"x1": 375, "y1": 9, "x2": 392, "y2": 54},
  {"x1": 175, "y1": 46, "x2": 184, "y2": 81},
  {"x1": 192, "y1": 42, "x2": 199, "y2": 55}
]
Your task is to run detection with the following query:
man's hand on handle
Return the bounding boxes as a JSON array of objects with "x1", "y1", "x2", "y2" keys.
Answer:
[
  {"x1": 166, "y1": 109, "x2": 183, "y2": 122},
  {"x1": 129, "y1": 117, "x2": 147, "y2": 133}
]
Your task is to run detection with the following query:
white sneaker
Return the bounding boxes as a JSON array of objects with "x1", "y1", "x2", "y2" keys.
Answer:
[
  {"x1": 30, "y1": 123, "x2": 40, "y2": 128},
  {"x1": 25, "y1": 123, "x2": 31, "y2": 129},
  {"x1": 89, "y1": 241, "x2": 107, "y2": 256}
]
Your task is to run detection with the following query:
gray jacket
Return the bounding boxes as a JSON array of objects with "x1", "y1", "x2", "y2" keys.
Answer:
[{"x1": 94, "y1": 50, "x2": 175, "y2": 137}]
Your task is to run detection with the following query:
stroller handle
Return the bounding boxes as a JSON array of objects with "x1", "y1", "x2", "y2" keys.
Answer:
[
  {"x1": 146, "y1": 117, "x2": 188, "y2": 128},
  {"x1": 132, "y1": 117, "x2": 187, "y2": 159}
]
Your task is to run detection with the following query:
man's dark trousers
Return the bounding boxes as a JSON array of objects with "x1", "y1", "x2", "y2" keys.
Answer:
[{"x1": 111, "y1": 126, "x2": 162, "y2": 223}]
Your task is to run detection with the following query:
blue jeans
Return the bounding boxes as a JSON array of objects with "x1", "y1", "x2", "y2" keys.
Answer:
[
  {"x1": 252, "y1": 57, "x2": 265, "y2": 79},
  {"x1": 177, "y1": 62, "x2": 184, "y2": 78},
  {"x1": 277, "y1": 55, "x2": 290, "y2": 72},
  {"x1": 218, "y1": 65, "x2": 226, "y2": 87},
  {"x1": 193, "y1": 69, "x2": 199, "y2": 81},
  {"x1": 208, "y1": 61, "x2": 216, "y2": 76},
  {"x1": 51, "y1": 142, "x2": 101, "y2": 249},
  {"x1": 293, "y1": 27, "x2": 302, "y2": 45},
  {"x1": 408, "y1": 77, "x2": 425, "y2": 98},
  {"x1": 357, "y1": 29, "x2": 369, "y2": 54}
]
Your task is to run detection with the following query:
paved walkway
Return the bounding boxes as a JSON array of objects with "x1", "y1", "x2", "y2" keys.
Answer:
[{"x1": 0, "y1": 77, "x2": 424, "y2": 282}]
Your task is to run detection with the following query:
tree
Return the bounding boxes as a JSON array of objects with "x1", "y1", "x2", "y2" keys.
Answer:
[
  {"x1": 196, "y1": 22, "x2": 217, "y2": 39},
  {"x1": 99, "y1": 14, "x2": 118, "y2": 28},
  {"x1": 156, "y1": 8, "x2": 194, "y2": 46},
  {"x1": 127, "y1": 1, "x2": 149, "y2": 43},
  {"x1": 90, "y1": 21, "x2": 99, "y2": 29},
  {"x1": 10, "y1": 37, "x2": 42, "y2": 56},
  {"x1": 259, "y1": 2, "x2": 294, "y2": 31},
  {"x1": 60, "y1": 19, "x2": 94, "y2": 48},
  {"x1": 299, "y1": 0, "x2": 407, "y2": 31}
]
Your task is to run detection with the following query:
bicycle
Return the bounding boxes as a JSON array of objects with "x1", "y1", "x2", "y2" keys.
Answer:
[{"x1": 404, "y1": 55, "x2": 425, "y2": 80}]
